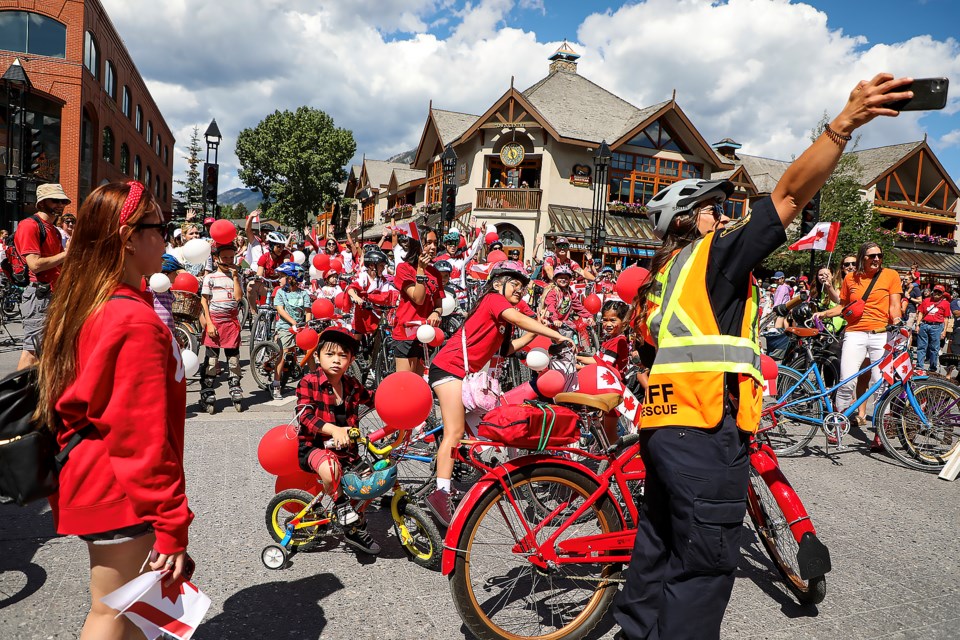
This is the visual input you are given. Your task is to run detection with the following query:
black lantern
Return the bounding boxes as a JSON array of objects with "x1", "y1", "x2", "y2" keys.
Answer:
[
  {"x1": 203, "y1": 118, "x2": 222, "y2": 218},
  {"x1": 2, "y1": 58, "x2": 33, "y2": 228},
  {"x1": 589, "y1": 140, "x2": 612, "y2": 255},
  {"x1": 440, "y1": 144, "x2": 458, "y2": 235}
]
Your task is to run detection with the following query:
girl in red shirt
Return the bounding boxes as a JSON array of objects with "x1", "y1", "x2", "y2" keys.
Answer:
[
  {"x1": 35, "y1": 182, "x2": 193, "y2": 639},
  {"x1": 393, "y1": 228, "x2": 443, "y2": 376},
  {"x1": 425, "y1": 261, "x2": 574, "y2": 526}
]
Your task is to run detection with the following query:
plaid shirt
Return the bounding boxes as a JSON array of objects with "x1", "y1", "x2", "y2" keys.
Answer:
[{"x1": 296, "y1": 371, "x2": 373, "y2": 468}]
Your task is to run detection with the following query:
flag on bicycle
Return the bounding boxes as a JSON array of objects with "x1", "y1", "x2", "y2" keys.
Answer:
[
  {"x1": 788, "y1": 221, "x2": 840, "y2": 251},
  {"x1": 101, "y1": 570, "x2": 210, "y2": 640},
  {"x1": 616, "y1": 387, "x2": 641, "y2": 433},
  {"x1": 879, "y1": 351, "x2": 896, "y2": 384},
  {"x1": 892, "y1": 351, "x2": 914, "y2": 381}
]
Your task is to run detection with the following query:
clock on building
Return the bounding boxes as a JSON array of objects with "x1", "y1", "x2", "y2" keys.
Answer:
[{"x1": 499, "y1": 143, "x2": 525, "y2": 167}]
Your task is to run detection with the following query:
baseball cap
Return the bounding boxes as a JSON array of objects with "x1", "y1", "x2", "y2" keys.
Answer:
[
  {"x1": 555, "y1": 236, "x2": 570, "y2": 246},
  {"x1": 774, "y1": 271, "x2": 784, "y2": 278},
  {"x1": 318, "y1": 326, "x2": 359, "y2": 354},
  {"x1": 934, "y1": 284, "x2": 946, "y2": 293},
  {"x1": 36, "y1": 183, "x2": 70, "y2": 204},
  {"x1": 799, "y1": 275, "x2": 808, "y2": 282}
]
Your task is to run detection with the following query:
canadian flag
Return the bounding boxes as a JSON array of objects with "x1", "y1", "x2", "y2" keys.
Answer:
[
  {"x1": 762, "y1": 377, "x2": 777, "y2": 397},
  {"x1": 391, "y1": 221, "x2": 420, "y2": 241},
  {"x1": 878, "y1": 351, "x2": 896, "y2": 384},
  {"x1": 616, "y1": 386, "x2": 641, "y2": 432},
  {"x1": 892, "y1": 351, "x2": 914, "y2": 381},
  {"x1": 597, "y1": 365, "x2": 624, "y2": 393},
  {"x1": 101, "y1": 571, "x2": 211, "y2": 640},
  {"x1": 789, "y1": 221, "x2": 840, "y2": 251}
]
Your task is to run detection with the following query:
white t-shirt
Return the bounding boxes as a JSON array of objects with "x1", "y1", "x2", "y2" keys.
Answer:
[{"x1": 202, "y1": 270, "x2": 239, "y2": 315}]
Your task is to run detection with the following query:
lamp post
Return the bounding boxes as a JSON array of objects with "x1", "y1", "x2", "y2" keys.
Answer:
[
  {"x1": 203, "y1": 118, "x2": 222, "y2": 219},
  {"x1": 440, "y1": 143, "x2": 458, "y2": 238},
  {"x1": 2, "y1": 58, "x2": 32, "y2": 229},
  {"x1": 589, "y1": 140, "x2": 611, "y2": 258}
]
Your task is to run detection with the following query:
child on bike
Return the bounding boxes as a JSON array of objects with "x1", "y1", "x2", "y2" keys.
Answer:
[
  {"x1": 578, "y1": 299, "x2": 633, "y2": 442},
  {"x1": 296, "y1": 327, "x2": 380, "y2": 555},
  {"x1": 540, "y1": 264, "x2": 594, "y2": 332},
  {"x1": 199, "y1": 242, "x2": 244, "y2": 412},
  {"x1": 273, "y1": 262, "x2": 313, "y2": 400}
]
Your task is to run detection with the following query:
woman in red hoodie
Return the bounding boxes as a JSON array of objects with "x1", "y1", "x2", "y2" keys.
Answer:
[{"x1": 35, "y1": 181, "x2": 193, "y2": 639}]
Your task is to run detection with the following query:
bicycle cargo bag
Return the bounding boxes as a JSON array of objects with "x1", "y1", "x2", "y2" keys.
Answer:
[{"x1": 478, "y1": 401, "x2": 579, "y2": 450}]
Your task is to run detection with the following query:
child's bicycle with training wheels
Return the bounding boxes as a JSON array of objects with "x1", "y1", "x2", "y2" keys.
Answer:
[{"x1": 261, "y1": 425, "x2": 443, "y2": 571}]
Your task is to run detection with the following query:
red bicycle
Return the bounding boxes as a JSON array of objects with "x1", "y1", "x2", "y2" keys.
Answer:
[{"x1": 442, "y1": 391, "x2": 831, "y2": 640}]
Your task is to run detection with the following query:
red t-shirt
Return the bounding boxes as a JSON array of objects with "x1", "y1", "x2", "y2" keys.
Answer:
[
  {"x1": 598, "y1": 333, "x2": 629, "y2": 374},
  {"x1": 919, "y1": 298, "x2": 951, "y2": 324},
  {"x1": 393, "y1": 261, "x2": 443, "y2": 340},
  {"x1": 14, "y1": 215, "x2": 62, "y2": 285},
  {"x1": 545, "y1": 255, "x2": 583, "y2": 275},
  {"x1": 432, "y1": 293, "x2": 513, "y2": 377},
  {"x1": 515, "y1": 299, "x2": 535, "y2": 318},
  {"x1": 257, "y1": 249, "x2": 293, "y2": 278}
]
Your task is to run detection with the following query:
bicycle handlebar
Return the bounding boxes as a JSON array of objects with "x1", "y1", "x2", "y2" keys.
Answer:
[{"x1": 324, "y1": 426, "x2": 397, "y2": 456}]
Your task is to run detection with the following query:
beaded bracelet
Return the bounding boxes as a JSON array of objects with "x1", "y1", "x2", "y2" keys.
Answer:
[{"x1": 823, "y1": 124, "x2": 852, "y2": 147}]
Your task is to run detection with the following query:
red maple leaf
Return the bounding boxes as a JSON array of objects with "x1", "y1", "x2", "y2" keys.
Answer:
[
  {"x1": 600, "y1": 370, "x2": 616, "y2": 386},
  {"x1": 815, "y1": 230, "x2": 825, "y2": 239},
  {"x1": 160, "y1": 578, "x2": 185, "y2": 604},
  {"x1": 623, "y1": 396, "x2": 637, "y2": 411}
]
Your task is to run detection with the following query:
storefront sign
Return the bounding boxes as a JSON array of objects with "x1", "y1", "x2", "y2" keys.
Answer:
[{"x1": 569, "y1": 164, "x2": 592, "y2": 188}]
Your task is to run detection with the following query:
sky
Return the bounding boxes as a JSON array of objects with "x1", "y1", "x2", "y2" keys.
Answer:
[{"x1": 100, "y1": 0, "x2": 960, "y2": 195}]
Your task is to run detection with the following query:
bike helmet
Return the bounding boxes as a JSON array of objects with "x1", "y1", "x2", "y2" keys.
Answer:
[
  {"x1": 433, "y1": 260, "x2": 453, "y2": 274},
  {"x1": 553, "y1": 264, "x2": 574, "y2": 279},
  {"x1": 266, "y1": 231, "x2": 288, "y2": 246},
  {"x1": 341, "y1": 459, "x2": 397, "y2": 500},
  {"x1": 489, "y1": 260, "x2": 530, "y2": 286},
  {"x1": 646, "y1": 178, "x2": 734, "y2": 239},
  {"x1": 276, "y1": 262, "x2": 304, "y2": 280},
  {"x1": 442, "y1": 232, "x2": 460, "y2": 245},
  {"x1": 364, "y1": 248, "x2": 389, "y2": 266},
  {"x1": 161, "y1": 253, "x2": 184, "y2": 274},
  {"x1": 488, "y1": 241, "x2": 504, "y2": 252},
  {"x1": 600, "y1": 266, "x2": 614, "y2": 275}
]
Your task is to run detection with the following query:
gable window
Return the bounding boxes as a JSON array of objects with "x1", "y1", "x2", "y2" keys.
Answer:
[
  {"x1": 121, "y1": 86, "x2": 131, "y2": 118},
  {"x1": 0, "y1": 11, "x2": 67, "y2": 58},
  {"x1": 625, "y1": 119, "x2": 688, "y2": 154},
  {"x1": 104, "y1": 60, "x2": 116, "y2": 99},
  {"x1": 609, "y1": 152, "x2": 703, "y2": 206},
  {"x1": 102, "y1": 127, "x2": 114, "y2": 163},
  {"x1": 83, "y1": 31, "x2": 99, "y2": 78}
]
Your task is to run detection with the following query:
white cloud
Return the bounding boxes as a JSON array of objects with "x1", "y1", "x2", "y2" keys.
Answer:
[
  {"x1": 100, "y1": 0, "x2": 960, "y2": 193},
  {"x1": 941, "y1": 129, "x2": 960, "y2": 148}
]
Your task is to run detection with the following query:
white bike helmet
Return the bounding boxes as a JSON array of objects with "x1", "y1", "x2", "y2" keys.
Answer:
[
  {"x1": 646, "y1": 179, "x2": 734, "y2": 239},
  {"x1": 266, "y1": 231, "x2": 288, "y2": 246}
]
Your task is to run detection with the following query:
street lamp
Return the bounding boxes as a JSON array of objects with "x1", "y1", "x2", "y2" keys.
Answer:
[
  {"x1": 203, "y1": 118, "x2": 222, "y2": 218},
  {"x1": 2, "y1": 58, "x2": 32, "y2": 229},
  {"x1": 589, "y1": 139, "x2": 611, "y2": 257},
  {"x1": 440, "y1": 143, "x2": 458, "y2": 237}
]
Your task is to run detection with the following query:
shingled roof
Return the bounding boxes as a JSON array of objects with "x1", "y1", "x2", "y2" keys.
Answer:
[
  {"x1": 848, "y1": 140, "x2": 925, "y2": 186},
  {"x1": 363, "y1": 160, "x2": 410, "y2": 189},
  {"x1": 711, "y1": 154, "x2": 790, "y2": 194},
  {"x1": 432, "y1": 109, "x2": 479, "y2": 146},
  {"x1": 391, "y1": 167, "x2": 426, "y2": 187}
]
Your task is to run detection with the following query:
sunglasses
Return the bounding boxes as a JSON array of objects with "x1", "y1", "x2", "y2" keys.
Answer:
[
  {"x1": 865, "y1": 253, "x2": 883, "y2": 260},
  {"x1": 842, "y1": 261, "x2": 856, "y2": 267},
  {"x1": 135, "y1": 222, "x2": 172, "y2": 242}
]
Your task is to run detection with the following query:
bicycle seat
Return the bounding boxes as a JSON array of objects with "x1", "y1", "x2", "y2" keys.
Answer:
[
  {"x1": 554, "y1": 392, "x2": 622, "y2": 414},
  {"x1": 785, "y1": 327, "x2": 819, "y2": 338}
]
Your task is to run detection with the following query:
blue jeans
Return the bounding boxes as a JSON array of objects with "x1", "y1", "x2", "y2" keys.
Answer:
[{"x1": 916, "y1": 322, "x2": 943, "y2": 371}]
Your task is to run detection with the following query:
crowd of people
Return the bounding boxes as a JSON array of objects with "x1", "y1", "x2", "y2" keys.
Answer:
[{"x1": 0, "y1": 73, "x2": 921, "y2": 640}]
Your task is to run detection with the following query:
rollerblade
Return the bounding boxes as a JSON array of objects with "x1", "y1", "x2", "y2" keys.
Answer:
[
  {"x1": 200, "y1": 388, "x2": 217, "y2": 414},
  {"x1": 229, "y1": 376, "x2": 244, "y2": 412}
]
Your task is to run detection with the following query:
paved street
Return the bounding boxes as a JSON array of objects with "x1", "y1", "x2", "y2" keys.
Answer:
[{"x1": 1, "y1": 317, "x2": 958, "y2": 639}]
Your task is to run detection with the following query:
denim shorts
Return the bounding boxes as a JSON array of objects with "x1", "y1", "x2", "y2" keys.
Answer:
[{"x1": 79, "y1": 522, "x2": 153, "y2": 545}]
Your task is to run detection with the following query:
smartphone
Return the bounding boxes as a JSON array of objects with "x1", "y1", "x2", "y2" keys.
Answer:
[{"x1": 887, "y1": 77, "x2": 949, "y2": 111}]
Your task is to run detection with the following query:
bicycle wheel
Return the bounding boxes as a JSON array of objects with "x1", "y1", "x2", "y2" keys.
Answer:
[
  {"x1": 359, "y1": 406, "x2": 435, "y2": 498},
  {"x1": 1, "y1": 294, "x2": 19, "y2": 319},
  {"x1": 875, "y1": 379, "x2": 960, "y2": 472},
  {"x1": 449, "y1": 464, "x2": 623, "y2": 640},
  {"x1": 173, "y1": 323, "x2": 199, "y2": 354},
  {"x1": 249, "y1": 311, "x2": 272, "y2": 360},
  {"x1": 746, "y1": 467, "x2": 826, "y2": 605},
  {"x1": 761, "y1": 366, "x2": 823, "y2": 456},
  {"x1": 265, "y1": 489, "x2": 328, "y2": 548},
  {"x1": 238, "y1": 297, "x2": 250, "y2": 330},
  {"x1": 250, "y1": 340, "x2": 282, "y2": 390},
  {"x1": 394, "y1": 496, "x2": 443, "y2": 571}
]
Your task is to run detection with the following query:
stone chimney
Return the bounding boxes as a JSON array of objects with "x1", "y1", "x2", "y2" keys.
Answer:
[
  {"x1": 711, "y1": 138, "x2": 742, "y2": 160},
  {"x1": 549, "y1": 41, "x2": 580, "y2": 74}
]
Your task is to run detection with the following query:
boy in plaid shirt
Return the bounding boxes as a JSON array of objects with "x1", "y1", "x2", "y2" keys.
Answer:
[{"x1": 296, "y1": 327, "x2": 380, "y2": 554}]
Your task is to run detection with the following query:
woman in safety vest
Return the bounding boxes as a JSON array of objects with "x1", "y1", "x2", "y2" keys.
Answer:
[{"x1": 612, "y1": 73, "x2": 915, "y2": 640}]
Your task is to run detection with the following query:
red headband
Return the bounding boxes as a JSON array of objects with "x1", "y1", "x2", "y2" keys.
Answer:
[{"x1": 118, "y1": 181, "x2": 145, "y2": 226}]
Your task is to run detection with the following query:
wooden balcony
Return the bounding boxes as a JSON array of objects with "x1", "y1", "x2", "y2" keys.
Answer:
[{"x1": 476, "y1": 188, "x2": 542, "y2": 211}]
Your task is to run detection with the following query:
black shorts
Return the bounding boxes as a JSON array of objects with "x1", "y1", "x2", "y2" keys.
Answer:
[
  {"x1": 428, "y1": 362, "x2": 462, "y2": 388},
  {"x1": 392, "y1": 338, "x2": 426, "y2": 360}
]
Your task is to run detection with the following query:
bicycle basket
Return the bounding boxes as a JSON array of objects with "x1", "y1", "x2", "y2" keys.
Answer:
[
  {"x1": 341, "y1": 459, "x2": 396, "y2": 499},
  {"x1": 172, "y1": 291, "x2": 203, "y2": 319},
  {"x1": 478, "y1": 401, "x2": 579, "y2": 451}
]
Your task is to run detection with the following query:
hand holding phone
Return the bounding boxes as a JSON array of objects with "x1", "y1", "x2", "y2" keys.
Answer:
[{"x1": 887, "y1": 77, "x2": 949, "y2": 111}]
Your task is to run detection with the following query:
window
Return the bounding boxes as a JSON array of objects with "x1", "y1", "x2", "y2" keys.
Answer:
[
  {"x1": 104, "y1": 60, "x2": 116, "y2": 99},
  {"x1": 155, "y1": 176, "x2": 161, "y2": 198},
  {"x1": 146, "y1": 121, "x2": 152, "y2": 143},
  {"x1": 120, "y1": 144, "x2": 130, "y2": 174},
  {"x1": 102, "y1": 127, "x2": 114, "y2": 163},
  {"x1": 611, "y1": 153, "x2": 633, "y2": 171},
  {"x1": 135, "y1": 106, "x2": 143, "y2": 133},
  {"x1": 164, "y1": 145, "x2": 169, "y2": 166},
  {"x1": 607, "y1": 152, "x2": 702, "y2": 206},
  {"x1": 625, "y1": 119, "x2": 688, "y2": 154},
  {"x1": 121, "y1": 86, "x2": 131, "y2": 118},
  {"x1": 134, "y1": 155, "x2": 141, "y2": 181},
  {"x1": 0, "y1": 11, "x2": 67, "y2": 58},
  {"x1": 426, "y1": 161, "x2": 442, "y2": 204},
  {"x1": 155, "y1": 134, "x2": 161, "y2": 155},
  {"x1": 83, "y1": 31, "x2": 99, "y2": 78},
  {"x1": 681, "y1": 163, "x2": 702, "y2": 179},
  {"x1": 145, "y1": 167, "x2": 151, "y2": 189},
  {"x1": 80, "y1": 110, "x2": 93, "y2": 200},
  {"x1": 724, "y1": 198, "x2": 746, "y2": 219}
]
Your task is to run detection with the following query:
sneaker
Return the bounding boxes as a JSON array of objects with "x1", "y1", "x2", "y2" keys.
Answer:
[
  {"x1": 335, "y1": 500, "x2": 360, "y2": 526},
  {"x1": 870, "y1": 433, "x2": 885, "y2": 453},
  {"x1": 426, "y1": 488, "x2": 454, "y2": 527},
  {"x1": 343, "y1": 526, "x2": 381, "y2": 555},
  {"x1": 271, "y1": 382, "x2": 282, "y2": 400}
]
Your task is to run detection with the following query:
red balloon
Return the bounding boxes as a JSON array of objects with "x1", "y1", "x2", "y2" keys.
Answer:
[
  {"x1": 312, "y1": 253, "x2": 331, "y2": 271},
  {"x1": 375, "y1": 371, "x2": 433, "y2": 430},
  {"x1": 536, "y1": 370, "x2": 565, "y2": 398},
  {"x1": 171, "y1": 272, "x2": 199, "y2": 293},
  {"x1": 429, "y1": 331, "x2": 445, "y2": 347},
  {"x1": 583, "y1": 293, "x2": 602, "y2": 314},
  {"x1": 760, "y1": 354, "x2": 778, "y2": 380},
  {"x1": 311, "y1": 298, "x2": 334, "y2": 319},
  {"x1": 275, "y1": 471, "x2": 322, "y2": 496},
  {"x1": 487, "y1": 250, "x2": 508, "y2": 264},
  {"x1": 330, "y1": 258, "x2": 344, "y2": 274},
  {"x1": 485, "y1": 232, "x2": 499, "y2": 244},
  {"x1": 335, "y1": 292, "x2": 351, "y2": 311},
  {"x1": 257, "y1": 425, "x2": 301, "y2": 476},
  {"x1": 577, "y1": 363, "x2": 623, "y2": 395},
  {"x1": 210, "y1": 219, "x2": 237, "y2": 245},
  {"x1": 295, "y1": 328, "x2": 319, "y2": 351},
  {"x1": 615, "y1": 266, "x2": 650, "y2": 304}
]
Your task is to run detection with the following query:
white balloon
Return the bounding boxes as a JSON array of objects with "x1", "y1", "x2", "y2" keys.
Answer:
[
  {"x1": 525, "y1": 348, "x2": 550, "y2": 372},
  {"x1": 149, "y1": 272, "x2": 171, "y2": 293},
  {"x1": 182, "y1": 238, "x2": 211, "y2": 264},
  {"x1": 441, "y1": 294, "x2": 457, "y2": 317},
  {"x1": 309, "y1": 265, "x2": 321, "y2": 280},
  {"x1": 293, "y1": 250, "x2": 306, "y2": 264},
  {"x1": 416, "y1": 324, "x2": 437, "y2": 344},
  {"x1": 181, "y1": 348, "x2": 200, "y2": 377}
]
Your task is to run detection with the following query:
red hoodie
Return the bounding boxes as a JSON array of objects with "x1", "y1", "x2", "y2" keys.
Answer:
[{"x1": 51, "y1": 284, "x2": 192, "y2": 554}]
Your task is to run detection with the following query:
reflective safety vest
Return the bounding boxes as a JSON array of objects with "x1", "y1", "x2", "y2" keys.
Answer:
[{"x1": 641, "y1": 232, "x2": 763, "y2": 433}]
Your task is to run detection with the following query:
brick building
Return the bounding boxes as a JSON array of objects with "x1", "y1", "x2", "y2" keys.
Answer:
[{"x1": 1, "y1": 0, "x2": 174, "y2": 229}]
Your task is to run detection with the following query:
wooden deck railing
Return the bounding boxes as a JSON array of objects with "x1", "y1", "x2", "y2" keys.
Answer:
[{"x1": 476, "y1": 188, "x2": 542, "y2": 211}]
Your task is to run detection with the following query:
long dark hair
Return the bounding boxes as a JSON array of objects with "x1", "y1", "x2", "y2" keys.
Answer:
[
  {"x1": 632, "y1": 211, "x2": 700, "y2": 327},
  {"x1": 400, "y1": 226, "x2": 438, "y2": 266}
]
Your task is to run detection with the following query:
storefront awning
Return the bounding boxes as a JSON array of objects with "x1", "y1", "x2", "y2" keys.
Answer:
[
  {"x1": 889, "y1": 247, "x2": 960, "y2": 277},
  {"x1": 546, "y1": 205, "x2": 660, "y2": 248}
]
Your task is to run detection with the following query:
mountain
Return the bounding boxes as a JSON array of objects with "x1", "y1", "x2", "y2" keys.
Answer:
[
  {"x1": 218, "y1": 188, "x2": 264, "y2": 212},
  {"x1": 386, "y1": 148, "x2": 416, "y2": 165}
]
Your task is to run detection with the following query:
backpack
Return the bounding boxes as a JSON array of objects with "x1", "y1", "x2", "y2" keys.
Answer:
[
  {"x1": 9, "y1": 215, "x2": 48, "y2": 286},
  {"x1": 478, "y1": 401, "x2": 580, "y2": 451}
]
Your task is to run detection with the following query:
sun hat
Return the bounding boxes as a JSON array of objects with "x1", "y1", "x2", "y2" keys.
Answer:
[{"x1": 36, "y1": 183, "x2": 70, "y2": 204}]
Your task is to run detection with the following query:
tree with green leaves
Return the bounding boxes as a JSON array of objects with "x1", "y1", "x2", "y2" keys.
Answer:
[
  {"x1": 174, "y1": 126, "x2": 205, "y2": 212},
  {"x1": 218, "y1": 202, "x2": 248, "y2": 220},
  {"x1": 235, "y1": 107, "x2": 355, "y2": 230}
]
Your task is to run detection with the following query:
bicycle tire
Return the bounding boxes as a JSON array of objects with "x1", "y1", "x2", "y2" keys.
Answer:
[
  {"x1": 249, "y1": 310, "x2": 274, "y2": 360},
  {"x1": 238, "y1": 297, "x2": 250, "y2": 330},
  {"x1": 1, "y1": 295, "x2": 19, "y2": 319},
  {"x1": 761, "y1": 366, "x2": 823, "y2": 456},
  {"x1": 173, "y1": 323, "x2": 199, "y2": 354},
  {"x1": 265, "y1": 489, "x2": 327, "y2": 548},
  {"x1": 250, "y1": 340, "x2": 282, "y2": 390},
  {"x1": 875, "y1": 378, "x2": 960, "y2": 472},
  {"x1": 449, "y1": 464, "x2": 622, "y2": 640},
  {"x1": 746, "y1": 467, "x2": 827, "y2": 605},
  {"x1": 394, "y1": 497, "x2": 443, "y2": 571}
]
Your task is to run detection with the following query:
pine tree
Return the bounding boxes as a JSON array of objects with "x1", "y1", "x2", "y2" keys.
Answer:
[{"x1": 175, "y1": 126, "x2": 205, "y2": 213}]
